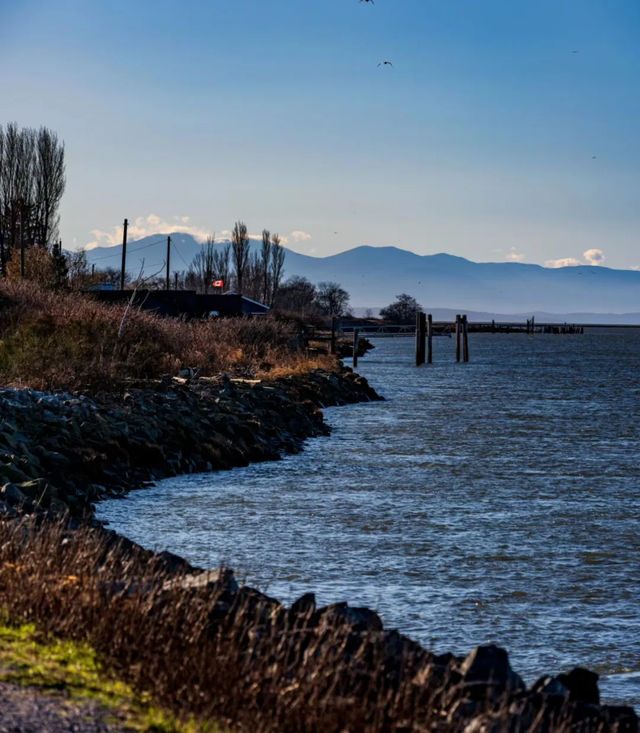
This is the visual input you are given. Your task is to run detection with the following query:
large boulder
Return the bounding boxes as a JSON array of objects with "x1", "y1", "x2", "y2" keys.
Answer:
[{"x1": 459, "y1": 645, "x2": 525, "y2": 700}]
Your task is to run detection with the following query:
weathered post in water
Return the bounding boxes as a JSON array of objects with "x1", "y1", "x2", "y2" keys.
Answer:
[
  {"x1": 353, "y1": 328, "x2": 359, "y2": 367},
  {"x1": 427, "y1": 313, "x2": 433, "y2": 364},
  {"x1": 462, "y1": 314, "x2": 469, "y2": 362},
  {"x1": 455, "y1": 315, "x2": 461, "y2": 362},
  {"x1": 416, "y1": 312, "x2": 426, "y2": 366}
]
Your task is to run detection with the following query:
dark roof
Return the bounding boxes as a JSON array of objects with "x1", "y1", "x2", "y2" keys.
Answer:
[{"x1": 85, "y1": 290, "x2": 269, "y2": 318}]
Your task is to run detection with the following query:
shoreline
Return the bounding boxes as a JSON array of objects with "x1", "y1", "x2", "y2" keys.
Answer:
[
  {"x1": 0, "y1": 367, "x2": 381, "y2": 521},
  {"x1": 0, "y1": 368, "x2": 637, "y2": 730}
]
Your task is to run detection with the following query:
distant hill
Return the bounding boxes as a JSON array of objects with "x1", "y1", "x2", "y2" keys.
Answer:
[{"x1": 85, "y1": 235, "x2": 640, "y2": 323}]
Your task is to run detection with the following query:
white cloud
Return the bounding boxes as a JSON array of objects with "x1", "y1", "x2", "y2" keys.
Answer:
[
  {"x1": 505, "y1": 247, "x2": 525, "y2": 262},
  {"x1": 583, "y1": 248, "x2": 605, "y2": 266},
  {"x1": 545, "y1": 257, "x2": 582, "y2": 268},
  {"x1": 84, "y1": 214, "x2": 210, "y2": 250},
  {"x1": 290, "y1": 230, "x2": 312, "y2": 242},
  {"x1": 543, "y1": 248, "x2": 607, "y2": 269}
]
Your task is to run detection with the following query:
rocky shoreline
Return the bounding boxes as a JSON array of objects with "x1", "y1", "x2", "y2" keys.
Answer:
[
  {"x1": 0, "y1": 368, "x2": 381, "y2": 520},
  {"x1": 0, "y1": 368, "x2": 637, "y2": 731}
]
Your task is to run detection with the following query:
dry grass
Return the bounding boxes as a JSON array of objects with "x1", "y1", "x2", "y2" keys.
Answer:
[
  {"x1": 0, "y1": 519, "x2": 417, "y2": 732},
  {"x1": 0, "y1": 282, "x2": 336, "y2": 390},
  {"x1": 0, "y1": 519, "x2": 595, "y2": 733}
]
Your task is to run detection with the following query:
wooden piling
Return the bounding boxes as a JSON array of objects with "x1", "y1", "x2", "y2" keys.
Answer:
[
  {"x1": 415, "y1": 312, "x2": 426, "y2": 366},
  {"x1": 353, "y1": 328, "x2": 359, "y2": 368},
  {"x1": 455, "y1": 315, "x2": 461, "y2": 362},
  {"x1": 462, "y1": 314, "x2": 469, "y2": 362},
  {"x1": 427, "y1": 313, "x2": 433, "y2": 364}
]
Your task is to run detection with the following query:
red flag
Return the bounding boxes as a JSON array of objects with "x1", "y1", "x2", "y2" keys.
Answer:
[{"x1": 212, "y1": 280, "x2": 224, "y2": 288}]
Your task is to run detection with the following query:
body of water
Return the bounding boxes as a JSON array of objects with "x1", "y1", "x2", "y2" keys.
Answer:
[{"x1": 98, "y1": 331, "x2": 640, "y2": 706}]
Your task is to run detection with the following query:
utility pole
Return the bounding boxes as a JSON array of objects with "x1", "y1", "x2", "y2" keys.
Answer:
[
  {"x1": 174, "y1": 272, "x2": 178, "y2": 290},
  {"x1": 166, "y1": 236, "x2": 171, "y2": 290},
  {"x1": 19, "y1": 215, "x2": 24, "y2": 279},
  {"x1": 119, "y1": 218, "x2": 128, "y2": 290}
]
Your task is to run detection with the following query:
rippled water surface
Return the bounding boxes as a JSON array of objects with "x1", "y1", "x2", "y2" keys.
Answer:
[{"x1": 99, "y1": 331, "x2": 640, "y2": 706}]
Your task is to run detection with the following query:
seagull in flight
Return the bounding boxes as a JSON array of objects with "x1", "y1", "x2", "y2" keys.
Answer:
[{"x1": 378, "y1": 60, "x2": 393, "y2": 67}]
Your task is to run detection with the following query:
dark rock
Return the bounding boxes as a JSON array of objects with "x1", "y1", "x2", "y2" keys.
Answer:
[
  {"x1": 602, "y1": 705, "x2": 638, "y2": 732},
  {"x1": 558, "y1": 667, "x2": 600, "y2": 705},
  {"x1": 531, "y1": 675, "x2": 569, "y2": 697},
  {"x1": 290, "y1": 592, "x2": 316, "y2": 616},
  {"x1": 0, "y1": 482, "x2": 28, "y2": 507},
  {"x1": 459, "y1": 645, "x2": 525, "y2": 699},
  {"x1": 314, "y1": 602, "x2": 383, "y2": 632}
]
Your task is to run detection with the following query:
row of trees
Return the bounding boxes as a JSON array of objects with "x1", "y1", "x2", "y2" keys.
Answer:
[
  {"x1": 272, "y1": 276, "x2": 351, "y2": 317},
  {"x1": 186, "y1": 224, "x2": 285, "y2": 306},
  {"x1": 182, "y1": 226, "x2": 352, "y2": 317},
  {"x1": 0, "y1": 123, "x2": 65, "y2": 276}
]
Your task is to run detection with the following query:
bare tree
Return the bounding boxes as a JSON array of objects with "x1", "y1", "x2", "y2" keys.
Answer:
[
  {"x1": 379, "y1": 293, "x2": 422, "y2": 323},
  {"x1": 269, "y1": 233, "x2": 285, "y2": 306},
  {"x1": 0, "y1": 124, "x2": 35, "y2": 264},
  {"x1": 0, "y1": 123, "x2": 65, "y2": 276},
  {"x1": 260, "y1": 229, "x2": 271, "y2": 305},
  {"x1": 212, "y1": 242, "x2": 231, "y2": 289},
  {"x1": 231, "y1": 221, "x2": 250, "y2": 293},
  {"x1": 315, "y1": 281, "x2": 350, "y2": 317},
  {"x1": 33, "y1": 127, "x2": 65, "y2": 247},
  {"x1": 243, "y1": 251, "x2": 264, "y2": 301},
  {"x1": 66, "y1": 249, "x2": 92, "y2": 290},
  {"x1": 191, "y1": 235, "x2": 216, "y2": 293},
  {"x1": 273, "y1": 276, "x2": 317, "y2": 316}
]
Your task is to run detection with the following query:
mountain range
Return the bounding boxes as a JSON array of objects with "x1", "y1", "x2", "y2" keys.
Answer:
[{"x1": 84, "y1": 234, "x2": 640, "y2": 323}]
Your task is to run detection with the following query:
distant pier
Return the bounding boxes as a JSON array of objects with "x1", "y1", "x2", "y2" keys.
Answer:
[{"x1": 339, "y1": 319, "x2": 586, "y2": 337}]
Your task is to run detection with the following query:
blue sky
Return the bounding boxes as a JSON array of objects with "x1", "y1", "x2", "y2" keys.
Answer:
[{"x1": 1, "y1": 0, "x2": 639, "y2": 269}]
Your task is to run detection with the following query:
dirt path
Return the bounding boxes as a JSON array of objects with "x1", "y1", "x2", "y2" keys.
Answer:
[{"x1": 0, "y1": 680, "x2": 128, "y2": 732}]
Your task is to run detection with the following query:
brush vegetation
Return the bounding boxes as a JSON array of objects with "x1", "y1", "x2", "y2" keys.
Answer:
[
  {"x1": 0, "y1": 281, "x2": 334, "y2": 390},
  {"x1": 0, "y1": 622, "x2": 217, "y2": 732},
  {"x1": 0, "y1": 518, "x2": 608, "y2": 733},
  {"x1": 0, "y1": 519, "x2": 431, "y2": 732}
]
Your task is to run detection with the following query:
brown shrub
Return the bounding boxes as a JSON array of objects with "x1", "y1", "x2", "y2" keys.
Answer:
[
  {"x1": 0, "y1": 519, "x2": 418, "y2": 731},
  {"x1": 0, "y1": 281, "x2": 335, "y2": 390},
  {"x1": 0, "y1": 519, "x2": 587, "y2": 732}
]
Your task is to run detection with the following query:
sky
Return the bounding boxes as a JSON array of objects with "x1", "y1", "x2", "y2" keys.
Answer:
[{"x1": 1, "y1": 0, "x2": 639, "y2": 269}]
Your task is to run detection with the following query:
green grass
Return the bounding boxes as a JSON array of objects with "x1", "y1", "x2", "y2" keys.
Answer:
[{"x1": 0, "y1": 622, "x2": 224, "y2": 732}]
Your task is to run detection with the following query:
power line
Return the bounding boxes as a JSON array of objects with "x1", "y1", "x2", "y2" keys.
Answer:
[
  {"x1": 171, "y1": 240, "x2": 190, "y2": 269},
  {"x1": 87, "y1": 237, "x2": 167, "y2": 263}
]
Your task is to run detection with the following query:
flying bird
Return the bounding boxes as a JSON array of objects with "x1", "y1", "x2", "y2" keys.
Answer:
[
  {"x1": 378, "y1": 61, "x2": 393, "y2": 67},
  {"x1": 360, "y1": 0, "x2": 374, "y2": 4}
]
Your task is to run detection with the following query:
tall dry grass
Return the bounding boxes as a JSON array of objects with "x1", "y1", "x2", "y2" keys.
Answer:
[
  {"x1": 0, "y1": 282, "x2": 333, "y2": 390},
  {"x1": 0, "y1": 519, "x2": 422, "y2": 731},
  {"x1": 0, "y1": 519, "x2": 594, "y2": 733}
]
